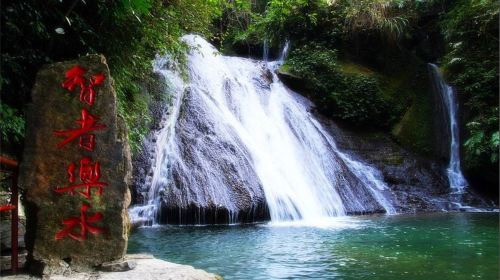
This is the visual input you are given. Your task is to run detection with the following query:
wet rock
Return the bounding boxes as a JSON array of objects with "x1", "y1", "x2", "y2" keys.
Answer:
[
  {"x1": 98, "y1": 259, "x2": 136, "y2": 272},
  {"x1": 131, "y1": 73, "x2": 169, "y2": 205},
  {"x1": 156, "y1": 86, "x2": 267, "y2": 224},
  {"x1": 316, "y1": 115, "x2": 493, "y2": 212},
  {"x1": 256, "y1": 64, "x2": 273, "y2": 88},
  {"x1": 276, "y1": 68, "x2": 308, "y2": 95},
  {"x1": 20, "y1": 55, "x2": 132, "y2": 273}
]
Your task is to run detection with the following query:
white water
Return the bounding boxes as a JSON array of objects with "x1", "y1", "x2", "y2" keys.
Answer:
[
  {"x1": 278, "y1": 40, "x2": 290, "y2": 62},
  {"x1": 131, "y1": 35, "x2": 396, "y2": 225},
  {"x1": 129, "y1": 56, "x2": 187, "y2": 224},
  {"x1": 311, "y1": 118, "x2": 397, "y2": 215},
  {"x1": 263, "y1": 40, "x2": 269, "y2": 62},
  {"x1": 429, "y1": 64, "x2": 468, "y2": 192}
]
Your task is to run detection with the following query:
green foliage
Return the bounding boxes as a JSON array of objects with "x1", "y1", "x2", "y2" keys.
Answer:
[
  {"x1": 464, "y1": 109, "x2": 499, "y2": 165},
  {"x1": 210, "y1": 0, "x2": 257, "y2": 47},
  {"x1": 285, "y1": 44, "x2": 393, "y2": 127},
  {"x1": 121, "y1": 94, "x2": 152, "y2": 154},
  {"x1": 1, "y1": 0, "x2": 222, "y2": 154},
  {"x1": 251, "y1": 0, "x2": 496, "y2": 164},
  {"x1": 2, "y1": 0, "x2": 497, "y2": 175},
  {"x1": 242, "y1": 0, "x2": 415, "y2": 48},
  {"x1": 338, "y1": 0, "x2": 413, "y2": 40},
  {"x1": 327, "y1": 75, "x2": 390, "y2": 126},
  {"x1": 285, "y1": 44, "x2": 339, "y2": 95},
  {"x1": 252, "y1": 0, "x2": 330, "y2": 44},
  {"x1": 390, "y1": 79, "x2": 434, "y2": 155},
  {"x1": 441, "y1": 0, "x2": 499, "y2": 167},
  {"x1": 0, "y1": 104, "x2": 25, "y2": 146}
]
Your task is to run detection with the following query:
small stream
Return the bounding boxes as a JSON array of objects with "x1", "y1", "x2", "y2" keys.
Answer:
[{"x1": 128, "y1": 213, "x2": 499, "y2": 280}]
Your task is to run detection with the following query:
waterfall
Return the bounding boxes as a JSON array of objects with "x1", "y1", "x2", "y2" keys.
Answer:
[
  {"x1": 429, "y1": 63, "x2": 468, "y2": 192},
  {"x1": 278, "y1": 40, "x2": 290, "y2": 63},
  {"x1": 130, "y1": 35, "x2": 395, "y2": 225},
  {"x1": 263, "y1": 40, "x2": 269, "y2": 62},
  {"x1": 129, "y1": 56, "x2": 187, "y2": 224},
  {"x1": 313, "y1": 121, "x2": 396, "y2": 215}
]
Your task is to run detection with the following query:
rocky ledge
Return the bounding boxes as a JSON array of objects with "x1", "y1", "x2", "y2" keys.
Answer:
[
  {"x1": 316, "y1": 115, "x2": 495, "y2": 212},
  {"x1": 1, "y1": 254, "x2": 222, "y2": 280}
]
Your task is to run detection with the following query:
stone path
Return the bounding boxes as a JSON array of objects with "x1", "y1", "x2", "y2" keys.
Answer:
[{"x1": 1, "y1": 254, "x2": 222, "y2": 280}]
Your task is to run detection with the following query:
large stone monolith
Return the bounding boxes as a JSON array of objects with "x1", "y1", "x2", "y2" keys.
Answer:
[{"x1": 20, "y1": 55, "x2": 131, "y2": 274}]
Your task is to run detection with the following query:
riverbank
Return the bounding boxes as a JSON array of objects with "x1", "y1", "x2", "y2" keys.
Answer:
[{"x1": 1, "y1": 254, "x2": 222, "y2": 280}]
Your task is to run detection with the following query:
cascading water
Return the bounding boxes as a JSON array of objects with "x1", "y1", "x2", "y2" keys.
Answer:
[
  {"x1": 429, "y1": 63, "x2": 468, "y2": 192},
  {"x1": 278, "y1": 40, "x2": 290, "y2": 62},
  {"x1": 263, "y1": 40, "x2": 269, "y2": 62},
  {"x1": 129, "y1": 56, "x2": 187, "y2": 224},
  {"x1": 130, "y1": 35, "x2": 396, "y2": 225}
]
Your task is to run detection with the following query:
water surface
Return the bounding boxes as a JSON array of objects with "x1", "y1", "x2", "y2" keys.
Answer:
[{"x1": 128, "y1": 213, "x2": 499, "y2": 279}]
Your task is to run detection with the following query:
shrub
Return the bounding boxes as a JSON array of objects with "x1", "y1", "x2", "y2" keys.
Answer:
[
  {"x1": 327, "y1": 75, "x2": 390, "y2": 126},
  {"x1": 285, "y1": 44, "x2": 392, "y2": 127},
  {"x1": 441, "y1": 0, "x2": 499, "y2": 167},
  {"x1": 0, "y1": 104, "x2": 25, "y2": 147}
]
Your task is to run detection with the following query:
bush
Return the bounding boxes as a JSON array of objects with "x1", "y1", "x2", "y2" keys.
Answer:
[
  {"x1": 327, "y1": 75, "x2": 390, "y2": 126},
  {"x1": 441, "y1": 0, "x2": 499, "y2": 167},
  {"x1": 285, "y1": 44, "x2": 392, "y2": 127},
  {"x1": 254, "y1": 0, "x2": 330, "y2": 45},
  {"x1": 285, "y1": 44, "x2": 340, "y2": 95},
  {"x1": 464, "y1": 108, "x2": 499, "y2": 166},
  {"x1": 0, "y1": 104, "x2": 25, "y2": 150}
]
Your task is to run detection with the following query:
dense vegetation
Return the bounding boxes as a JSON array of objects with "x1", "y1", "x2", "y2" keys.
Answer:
[
  {"x1": 227, "y1": 0, "x2": 498, "y2": 188},
  {"x1": 284, "y1": 44, "x2": 394, "y2": 127},
  {"x1": 440, "y1": 0, "x2": 499, "y2": 171},
  {"x1": 1, "y1": 0, "x2": 228, "y2": 153},
  {"x1": 227, "y1": 0, "x2": 440, "y2": 151},
  {"x1": 1, "y1": 0, "x2": 498, "y2": 189}
]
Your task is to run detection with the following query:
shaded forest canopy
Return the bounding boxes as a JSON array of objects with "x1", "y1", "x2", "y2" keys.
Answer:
[{"x1": 1, "y1": 0, "x2": 498, "y2": 189}]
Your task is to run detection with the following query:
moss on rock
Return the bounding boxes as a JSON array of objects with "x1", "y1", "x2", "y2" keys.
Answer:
[{"x1": 387, "y1": 64, "x2": 436, "y2": 156}]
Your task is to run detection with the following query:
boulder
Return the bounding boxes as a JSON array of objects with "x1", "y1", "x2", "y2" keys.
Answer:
[{"x1": 20, "y1": 55, "x2": 132, "y2": 273}]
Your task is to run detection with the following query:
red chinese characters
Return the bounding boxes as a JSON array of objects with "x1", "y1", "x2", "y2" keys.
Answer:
[
  {"x1": 62, "y1": 65, "x2": 86, "y2": 91},
  {"x1": 62, "y1": 65, "x2": 106, "y2": 106},
  {"x1": 0, "y1": 205, "x2": 16, "y2": 212},
  {"x1": 54, "y1": 157, "x2": 108, "y2": 199},
  {"x1": 55, "y1": 203, "x2": 104, "y2": 241},
  {"x1": 54, "y1": 65, "x2": 108, "y2": 241},
  {"x1": 53, "y1": 109, "x2": 106, "y2": 151}
]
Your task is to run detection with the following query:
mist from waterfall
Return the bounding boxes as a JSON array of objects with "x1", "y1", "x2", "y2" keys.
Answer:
[
  {"x1": 429, "y1": 63, "x2": 468, "y2": 192},
  {"x1": 130, "y1": 35, "x2": 396, "y2": 225}
]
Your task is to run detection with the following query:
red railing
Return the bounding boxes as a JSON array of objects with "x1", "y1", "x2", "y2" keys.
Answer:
[{"x1": 0, "y1": 156, "x2": 19, "y2": 274}]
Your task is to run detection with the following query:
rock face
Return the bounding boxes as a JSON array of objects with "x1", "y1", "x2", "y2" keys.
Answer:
[
  {"x1": 130, "y1": 55, "x2": 269, "y2": 225},
  {"x1": 131, "y1": 71, "x2": 169, "y2": 205},
  {"x1": 318, "y1": 117, "x2": 494, "y2": 212},
  {"x1": 159, "y1": 86, "x2": 267, "y2": 224},
  {"x1": 20, "y1": 55, "x2": 132, "y2": 273},
  {"x1": 429, "y1": 65, "x2": 452, "y2": 163}
]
